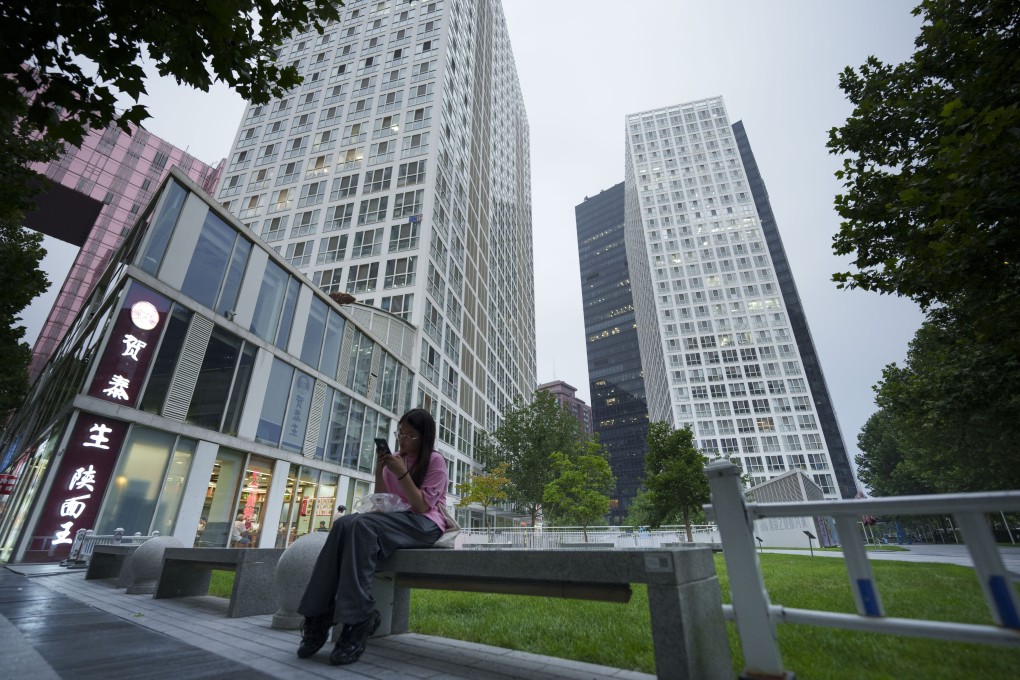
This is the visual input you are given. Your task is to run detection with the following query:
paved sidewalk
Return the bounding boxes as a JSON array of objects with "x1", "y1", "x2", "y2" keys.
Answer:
[{"x1": 1, "y1": 567, "x2": 652, "y2": 680}]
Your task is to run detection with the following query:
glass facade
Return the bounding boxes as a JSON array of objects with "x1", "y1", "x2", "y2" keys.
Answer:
[
  {"x1": 0, "y1": 172, "x2": 418, "y2": 562},
  {"x1": 623, "y1": 97, "x2": 853, "y2": 499},
  {"x1": 575, "y1": 183, "x2": 650, "y2": 523},
  {"x1": 215, "y1": 0, "x2": 536, "y2": 500}
]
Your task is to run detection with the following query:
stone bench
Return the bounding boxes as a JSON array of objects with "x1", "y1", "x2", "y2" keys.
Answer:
[
  {"x1": 85, "y1": 544, "x2": 140, "y2": 588},
  {"x1": 372, "y1": 547, "x2": 731, "y2": 680},
  {"x1": 153, "y1": 547, "x2": 284, "y2": 618}
]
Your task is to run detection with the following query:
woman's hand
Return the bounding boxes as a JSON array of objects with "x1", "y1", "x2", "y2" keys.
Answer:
[{"x1": 378, "y1": 452, "x2": 408, "y2": 478}]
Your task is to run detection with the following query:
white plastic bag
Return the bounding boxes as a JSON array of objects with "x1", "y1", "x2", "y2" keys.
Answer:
[
  {"x1": 433, "y1": 504, "x2": 461, "y2": 548},
  {"x1": 352, "y1": 493, "x2": 412, "y2": 514}
]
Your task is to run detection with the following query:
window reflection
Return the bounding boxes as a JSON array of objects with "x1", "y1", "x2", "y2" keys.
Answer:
[
  {"x1": 232, "y1": 455, "x2": 274, "y2": 547},
  {"x1": 97, "y1": 427, "x2": 180, "y2": 535},
  {"x1": 195, "y1": 448, "x2": 245, "y2": 547}
]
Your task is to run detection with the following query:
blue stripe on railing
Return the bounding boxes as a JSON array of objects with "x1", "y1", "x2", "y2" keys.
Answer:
[
  {"x1": 856, "y1": 579, "x2": 881, "y2": 617},
  {"x1": 988, "y1": 575, "x2": 1020, "y2": 629}
]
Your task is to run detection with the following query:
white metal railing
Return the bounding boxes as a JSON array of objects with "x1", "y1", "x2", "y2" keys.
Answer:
[
  {"x1": 60, "y1": 528, "x2": 160, "y2": 568},
  {"x1": 704, "y1": 459, "x2": 1020, "y2": 679},
  {"x1": 456, "y1": 524, "x2": 720, "y2": 549}
]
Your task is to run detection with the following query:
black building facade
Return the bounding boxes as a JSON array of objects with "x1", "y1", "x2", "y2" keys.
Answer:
[
  {"x1": 732, "y1": 121, "x2": 856, "y2": 498},
  {"x1": 576, "y1": 183, "x2": 650, "y2": 524}
]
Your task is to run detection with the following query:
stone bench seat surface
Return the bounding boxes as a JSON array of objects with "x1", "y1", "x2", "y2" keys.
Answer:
[
  {"x1": 160, "y1": 546, "x2": 285, "y2": 566},
  {"x1": 91, "y1": 544, "x2": 140, "y2": 555},
  {"x1": 370, "y1": 546, "x2": 732, "y2": 680},
  {"x1": 377, "y1": 547, "x2": 715, "y2": 586}
]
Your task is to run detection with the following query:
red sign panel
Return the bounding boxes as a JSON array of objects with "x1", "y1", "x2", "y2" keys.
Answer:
[
  {"x1": 0, "y1": 474, "x2": 16, "y2": 495},
  {"x1": 87, "y1": 282, "x2": 171, "y2": 408},
  {"x1": 24, "y1": 413, "x2": 129, "y2": 563}
]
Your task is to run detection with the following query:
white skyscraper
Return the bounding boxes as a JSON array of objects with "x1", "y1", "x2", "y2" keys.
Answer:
[
  {"x1": 216, "y1": 0, "x2": 535, "y2": 481},
  {"x1": 623, "y1": 96, "x2": 856, "y2": 499}
]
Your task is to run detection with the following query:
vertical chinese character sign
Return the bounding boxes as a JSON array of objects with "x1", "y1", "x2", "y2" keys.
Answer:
[
  {"x1": 87, "y1": 282, "x2": 171, "y2": 407},
  {"x1": 25, "y1": 414, "x2": 128, "y2": 562},
  {"x1": 26, "y1": 282, "x2": 170, "y2": 562}
]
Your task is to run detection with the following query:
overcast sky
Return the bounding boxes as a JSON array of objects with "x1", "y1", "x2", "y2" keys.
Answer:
[{"x1": 24, "y1": 1, "x2": 926, "y2": 479}]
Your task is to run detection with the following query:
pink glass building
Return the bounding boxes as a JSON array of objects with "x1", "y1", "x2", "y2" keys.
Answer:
[{"x1": 27, "y1": 123, "x2": 223, "y2": 378}]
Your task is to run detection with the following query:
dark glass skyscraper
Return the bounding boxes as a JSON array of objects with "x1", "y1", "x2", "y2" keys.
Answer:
[{"x1": 576, "y1": 182, "x2": 649, "y2": 523}]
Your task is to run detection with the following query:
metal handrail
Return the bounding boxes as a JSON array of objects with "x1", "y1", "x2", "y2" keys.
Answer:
[{"x1": 705, "y1": 459, "x2": 1020, "y2": 679}]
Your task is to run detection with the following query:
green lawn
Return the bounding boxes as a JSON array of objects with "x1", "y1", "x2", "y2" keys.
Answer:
[{"x1": 211, "y1": 554, "x2": 1020, "y2": 678}]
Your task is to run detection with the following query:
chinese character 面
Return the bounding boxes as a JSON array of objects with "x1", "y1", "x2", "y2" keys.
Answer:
[
  {"x1": 83, "y1": 423, "x2": 113, "y2": 449},
  {"x1": 121, "y1": 334, "x2": 148, "y2": 361},
  {"x1": 102, "y1": 375, "x2": 131, "y2": 400},
  {"x1": 68, "y1": 465, "x2": 97, "y2": 492},
  {"x1": 53, "y1": 521, "x2": 75, "y2": 545},
  {"x1": 59, "y1": 494, "x2": 91, "y2": 519}
]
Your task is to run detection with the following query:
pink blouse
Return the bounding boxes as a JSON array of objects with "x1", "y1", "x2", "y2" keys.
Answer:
[{"x1": 381, "y1": 450, "x2": 448, "y2": 532}]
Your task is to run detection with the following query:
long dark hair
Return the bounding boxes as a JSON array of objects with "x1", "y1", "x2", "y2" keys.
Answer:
[{"x1": 399, "y1": 408, "x2": 437, "y2": 488}]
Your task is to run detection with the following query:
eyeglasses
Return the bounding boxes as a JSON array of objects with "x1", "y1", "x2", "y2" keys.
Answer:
[{"x1": 397, "y1": 432, "x2": 420, "y2": 440}]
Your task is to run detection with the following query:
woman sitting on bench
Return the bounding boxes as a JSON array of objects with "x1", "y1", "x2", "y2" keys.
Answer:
[{"x1": 295, "y1": 408, "x2": 449, "y2": 666}]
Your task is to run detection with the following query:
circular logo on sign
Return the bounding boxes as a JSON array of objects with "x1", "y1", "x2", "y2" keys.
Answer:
[{"x1": 130, "y1": 301, "x2": 160, "y2": 330}]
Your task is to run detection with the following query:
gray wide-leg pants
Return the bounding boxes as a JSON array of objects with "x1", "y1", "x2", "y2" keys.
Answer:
[{"x1": 298, "y1": 511, "x2": 441, "y2": 625}]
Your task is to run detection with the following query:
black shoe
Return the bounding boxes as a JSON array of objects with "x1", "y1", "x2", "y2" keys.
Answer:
[
  {"x1": 329, "y1": 610, "x2": 381, "y2": 665},
  {"x1": 297, "y1": 615, "x2": 332, "y2": 658}
]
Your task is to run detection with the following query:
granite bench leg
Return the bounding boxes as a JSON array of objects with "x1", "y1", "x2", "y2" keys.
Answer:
[
  {"x1": 227, "y1": 553, "x2": 283, "y2": 618},
  {"x1": 646, "y1": 576, "x2": 732, "y2": 680},
  {"x1": 153, "y1": 560, "x2": 217, "y2": 600},
  {"x1": 85, "y1": 552, "x2": 124, "y2": 581},
  {"x1": 373, "y1": 572, "x2": 411, "y2": 636}
]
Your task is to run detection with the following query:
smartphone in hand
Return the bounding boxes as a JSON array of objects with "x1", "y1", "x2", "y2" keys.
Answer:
[{"x1": 374, "y1": 438, "x2": 391, "y2": 455}]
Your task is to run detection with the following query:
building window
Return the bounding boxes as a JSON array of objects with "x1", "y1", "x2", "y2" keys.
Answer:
[
  {"x1": 357, "y1": 196, "x2": 389, "y2": 225},
  {"x1": 351, "y1": 228, "x2": 384, "y2": 258},
  {"x1": 315, "y1": 267, "x2": 344, "y2": 294},
  {"x1": 324, "y1": 203, "x2": 354, "y2": 232},
  {"x1": 392, "y1": 189, "x2": 423, "y2": 218},
  {"x1": 397, "y1": 160, "x2": 426, "y2": 186},
  {"x1": 330, "y1": 173, "x2": 359, "y2": 200},
  {"x1": 317, "y1": 234, "x2": 348, "y2": 264},
  {"x1": 290, "y1": 209, "x2": 320, "y2": 237},
  {"x1": 388, "y1": 222, "x2": 419, "y2": 252},
  {"x1": 420, "y1": 339, "x2": 439, "y2": 385},
  {"x1": 381, "y1": 293, "x2": 413, "y2": 320},
  {"x1": 285, "y1": 240, "x2": 313, "y2": 267},
  {"x1": 401, "y1": 131, "x2": 429, "y2": 158},
  {"x1": 262, "y1": 216, "x2": 289, "y2": 242},
  {"x1": 346, "y1": 262, "x2": 379, "y2": 293},
  {"x1": 369, "y1": 139, "x2": 395, "y2": 164},
  {"x1": 384, "y1": 256, "x2": 417, "y2": 288},
  {"x1": 364, "y1": 167, "x2": 392, "y2": 193},
  {"x1": 299, "y1": 181, "x2": 326, "y2": 208}
]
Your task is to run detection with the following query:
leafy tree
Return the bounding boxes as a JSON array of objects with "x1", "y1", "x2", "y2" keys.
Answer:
[
  {"x1": 0, "y1": 220, "x2": 49, "y2": 415},
  {"x1": 829, "y1": 0, "x2": 1020, "y2": 494},
  {"x1": 542, "y1": 444, "x2": 615, "y2": 540},
  {"x1": 854, "y1": 410, "x2": 934, "y2": 497},
  {"x1": 629, "y1": 422, "x2": 710, "y2": 541},
  {"x1": 456, "y1": 462, "x2": 509, "y2": 531},
  {"x1": 1, "y1": 0, "x2": 342, "y2": 411},
  {"x1": 2, "y1": 1, "x2": 343, "y2": 150},
  {"x1": 860, "y1": 310, "x2": 1020, "y2": 493},
  {"x1": 827, "y1": 0, "x2": 1020, "y2": 341},
  {"x1": 479, "y1": 391, "x2": 587, "y2": 526}
]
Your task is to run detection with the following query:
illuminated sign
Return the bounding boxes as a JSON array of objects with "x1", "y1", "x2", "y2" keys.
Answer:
[
  {"x1": 87, "y1": 282, "x2": 171, "y2": 408},
  {"x1": 0, "y1": 474, "x2": 16, "y2": 495},
  {"x1": 24, "y1": 413, "x2": 128, "y2": 563}
]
